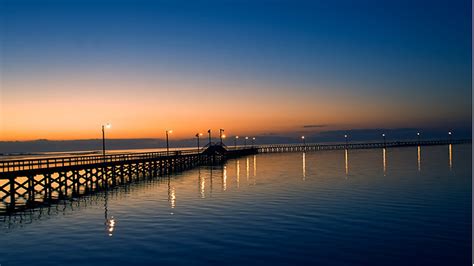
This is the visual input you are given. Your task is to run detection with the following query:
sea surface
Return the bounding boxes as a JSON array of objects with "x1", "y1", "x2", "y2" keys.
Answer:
[{"x1": 0, "y1": 144, "x2": 471, "y2": 265}]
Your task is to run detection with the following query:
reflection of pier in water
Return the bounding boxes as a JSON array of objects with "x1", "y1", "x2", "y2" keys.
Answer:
[
  {"x1": 0, "y1": 146, "x2": 258, "y2": 213},
  {"x1": 0, "y1": 189, "x2": 117, "y2": 231}
]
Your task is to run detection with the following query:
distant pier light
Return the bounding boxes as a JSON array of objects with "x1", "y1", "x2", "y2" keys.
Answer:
[
  {"x1": 234, "y1": 136, "x2": 239, "y2": 148},
  {"x1": 448, "y1": 131, "x2": 452, "y2": 143},
  {"x1": 344, "y1": 134, "x2": 348, "y2": 147},
  {"x1": 301, "y1": 136, "x2": 306, "y2": 146},
  {"x1": 245, "y1": 136, "x2": 249, "y2": 147},
  {"x1": 166, "y1": 130, "x2": 173, "y2": 155},
  {"x1": 382, "y1": 133, "x2": 386, "y2": 147},
  {"x1": 252, "y1": 137, "x2": 256, "y2": 146},
  {"x1": 101, "y1": 123, "x2": 112, "y2": 157},
  {"x1": 417, "y1": 132, "x2": 421, "y2": 143}
]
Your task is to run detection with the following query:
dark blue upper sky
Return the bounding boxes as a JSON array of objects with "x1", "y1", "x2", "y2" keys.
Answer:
[{"x1": 0, "y1": 0, "x2": 471, "y2": 141}]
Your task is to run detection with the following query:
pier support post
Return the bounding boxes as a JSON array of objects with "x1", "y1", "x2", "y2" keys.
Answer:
[{"x1": 9, "y1": 177, "x2": 15, "y2": 210}]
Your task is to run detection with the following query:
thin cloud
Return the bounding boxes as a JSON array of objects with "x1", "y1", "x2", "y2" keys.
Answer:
[{"x1": 302, "y1": 124, "x2": 328, "y2": 128}]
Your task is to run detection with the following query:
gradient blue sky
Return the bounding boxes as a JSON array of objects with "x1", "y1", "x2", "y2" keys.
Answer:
[{"x1": 0, "y1": 0, "x2": 471, "y2": 141}]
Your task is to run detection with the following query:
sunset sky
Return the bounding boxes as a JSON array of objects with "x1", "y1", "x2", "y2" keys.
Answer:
[{"x1": 1, "y1": 0, "x2": 471, "y2": 141}]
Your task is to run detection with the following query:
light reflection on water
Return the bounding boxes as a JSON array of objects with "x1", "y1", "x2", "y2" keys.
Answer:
[
  {"x1": 449, "y1": 144, "x2": 453, "y2": 170},
  {"x1": 344, "y1": 149, "x2": 348, "y2": 176},
  {"x1": 302, "y1": 152, "x2": 306, "y2": 180},
  {"x1": 0, "y1": 144, "x2": 471, "y2": 266},
  {"x1": 418, "y1": 146, "x2": 421, "y2": 172}
]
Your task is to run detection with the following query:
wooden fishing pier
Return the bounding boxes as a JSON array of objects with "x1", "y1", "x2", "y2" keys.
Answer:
[{"x1": 0, "y1": 139, "x2": 470, "y2": 213}]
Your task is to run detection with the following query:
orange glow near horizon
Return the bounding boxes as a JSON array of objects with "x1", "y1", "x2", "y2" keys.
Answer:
[{"x1": 0, "y1": 74, "x2": 469, "y2": 141}]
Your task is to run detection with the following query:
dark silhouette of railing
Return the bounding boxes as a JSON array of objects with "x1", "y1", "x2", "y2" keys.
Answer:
[{"x1": 257, "y1": 139, "x2": 470, "y2": 153}]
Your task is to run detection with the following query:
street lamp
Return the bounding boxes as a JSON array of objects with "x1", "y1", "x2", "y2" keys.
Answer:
[
  {"x1": 417, "y1": 132, "x2": 420, "y2": 143},
  {"x1": 344, "y1": 134, "x2": 348, "y2": 147},
  {"x1": 222, "y1": 134, "x2": 226, "y2": 145},
  {"x1": 166, "y1": 130, "x2": 173, "y2": 155},
  {"x1": 219, "y1": 129, "x2": 225, "y2": 144},
  {"x1": 245, "y1": 136, "x2": 249, "y2": 147},
  {"x1": 102, "y1": 123, "x2": 111, "y2": 157},
  {"x1": 382, "y1": 133, "x2": 386, "y2": 147},
  {"x1": 234, "y1": 136, "x2": 239, "y2": 149},
  {"x1": 207, "y1": 129, "x2": 211, "y2": 145},
  {"x1": 195, "y1": 133, "x2": 203, "y2": 152},
  {"x1": 301, "y1": 136, "x2": 305, "y2": 145},
  {"x1": 448, "y1": 131, "x2": 452, "y2": 143},
  {"x1": 252, "y1": 137, "x2": 256, "y2": 147}
]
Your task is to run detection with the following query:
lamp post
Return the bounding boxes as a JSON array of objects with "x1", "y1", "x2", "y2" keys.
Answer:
[
  {"x1": 245, "y1": 137, "x2": 248, "y2": 147},
  {"x1": 417, "y1": 132, "x2": 420, "y2": 144},
  {"x1": 219, "y1": 129, "x2": 224, "y2": 144},
  {"x1": 252, "y1": 137, "x2": 256, "y2": 147},
  {"x1": 166, "y1": 130, "x2": 173, "y2": 155},
  {"x1": 234, "y1": 136, "x2": 239, "y2": 149},
  {"x1": 301, "y1": 136, "x2": 305, "y2": 145},
  {"x1": 448, "y1": 131, "x2": 452, "y2": 143},
  {"x1": 207, "y1": 129, "x2": 211, "y2": 145},
  {"x1": 344, "y1": 134, "x2": 348, "y2": 148},
  {"x1": 382, "y1": 133, "x2": 386, "y2": 147},
  {"x1": 102, "y1": 123, "x2": 111, "y2": 157},
  {"x1": 195, "y1": 133, "x2": 203, "y2": 152},
  {"x1": 222, "y1": 134, "x2": 226, "y2": 145}
]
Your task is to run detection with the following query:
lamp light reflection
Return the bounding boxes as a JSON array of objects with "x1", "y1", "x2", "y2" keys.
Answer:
[
  {"x1": 236, "y1": 160, "x2": 240, "y2": 188},
  {"x1": 417, "y1": 146, "x2": 421, "y2": 172},
  {"x1": 199, "y1": 168, "x2": 205, "y2": 198},
  {"x1": 246, "y1": 157, "x2": 250, "y2": 181},
  {"x1": 383, "y1": 148, "x2": 387, "y2": 175},
  {"x1": 222, "y1": 165, "x2": 227, "y2": 191},
  {"x1": 302, "y1": 152, "x2": 306, "y2": 180},
  {"x1": 253, "y1": 155, "x2": 257, "y2": 177},
  {"x1": 344, "y1": 149, "x2": 349, "y2": 176},
  {"x1": 449, "y1": 144, "x2": 453, "y2": 170},
  {"x1": 168, "y1": 178, "x2": 176, "y2": 210},
  {"x1": 106, "y1": 216, "x2": 115, "y2": 237}
]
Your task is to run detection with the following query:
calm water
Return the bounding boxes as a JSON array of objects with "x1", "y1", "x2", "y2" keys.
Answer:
[{"x1": 0, "y1": 144, "x2": 471, "y2": 265}]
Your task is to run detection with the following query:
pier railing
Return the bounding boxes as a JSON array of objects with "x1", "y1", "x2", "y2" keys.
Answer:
[
  {"x1": 257, "y1": 139, "x2": 470, "y2": 153},
  {"x1": 0, "y1": 150, "x2": 200, "y2": 174},
  {"x1": 0, "y1": 139, "x2": 470, "y2": 174}
]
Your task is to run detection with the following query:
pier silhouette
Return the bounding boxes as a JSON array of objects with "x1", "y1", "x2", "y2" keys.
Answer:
[{"x1": 0, "y1": 139, "x2": 469, "y2": 213}]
